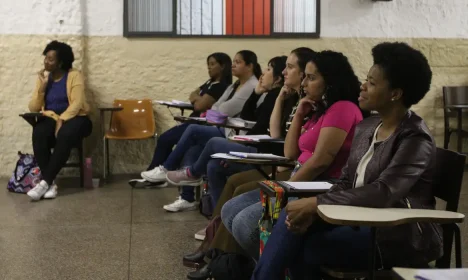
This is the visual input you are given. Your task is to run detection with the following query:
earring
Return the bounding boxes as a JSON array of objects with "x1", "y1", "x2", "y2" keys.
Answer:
[{"x1": 391, "y1": 98, "x2": 395, "y2": 101}]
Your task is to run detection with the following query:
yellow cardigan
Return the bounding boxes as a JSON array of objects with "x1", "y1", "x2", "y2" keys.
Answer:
[{"x1": 28, "y1": 69, "x2": 90, "y2": 121}]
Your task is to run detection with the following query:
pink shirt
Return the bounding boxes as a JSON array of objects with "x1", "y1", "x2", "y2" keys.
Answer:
[{"x1": 297, "y1": 101, "x2": 363, "y2": 179}]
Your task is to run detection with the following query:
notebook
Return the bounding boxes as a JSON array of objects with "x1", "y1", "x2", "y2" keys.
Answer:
[
  {"x1": 230, "y1": 135, "x2": 272, "y2": 142},
  {"x1": 228, "y1": 152, "x2": 289, "y2": 161}
]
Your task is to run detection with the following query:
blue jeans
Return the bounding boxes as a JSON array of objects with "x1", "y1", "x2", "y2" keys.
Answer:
[
  {"x1": 252, "y1": 209, "x2": 373, "y2": 280},
  {"x1": 221, "y1": 189, "x2": 262, "y2": 257},
  {"x1": 163, "y1": 124, "x2": 224, "y2": 171},
  {"x1": 147, "y1": 123, "x2": 190, "y2": 170},
  {"x1": 179, "y1": 145, "x2": 204, "y2": 202},
  {"x1": 189, "y1": 137, "x2": 257, "y2": 207},
  {"x1": 222, "y1": 189, "x2": 298, "y2": 258}
]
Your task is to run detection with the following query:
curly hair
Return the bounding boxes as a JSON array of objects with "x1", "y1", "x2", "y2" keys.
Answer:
[
  {"x1": 372, "y1": 42, "x2": 432, "y2": 108},
  {"x1": 308, "y1": 50, "x2": 369, "y2": 120},
  {"x1": 42, "y1": 40, "x2": 75, "y2": 71}
]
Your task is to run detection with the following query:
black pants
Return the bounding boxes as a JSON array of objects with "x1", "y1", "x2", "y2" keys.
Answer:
[{"x1": 32, "y1": 116, "x2": 92, "y2": 185}]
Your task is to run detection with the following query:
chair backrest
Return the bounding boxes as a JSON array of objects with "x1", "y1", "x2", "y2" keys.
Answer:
[
  {"x1": 442, "y1": 86, "x2": 468, "y2": 130},
  {"x1": 432, "y1": 147, "x2": 465, "y2": 212},
  {"x1": 109, "y1": 99, "x2": 156, "y2": 138},
  {"x1": 432, "y1": 147, "x2": 466, "y2": 268},
  {"x1": 443, "y1": 86, "x2": 468, "y2": 107}
]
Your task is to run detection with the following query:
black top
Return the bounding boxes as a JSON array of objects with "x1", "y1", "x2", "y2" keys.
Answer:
[
  {"x1": 190, "y1": 80, "x2": 230, "y2": 117},
  {"x1": 239, "y1": 87, "x2": 299, "y2": 136}
]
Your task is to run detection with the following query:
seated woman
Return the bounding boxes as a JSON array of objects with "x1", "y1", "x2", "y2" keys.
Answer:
[
  {"x1": 183, "y1": 47, "x2": 314, "y2": 279},
  {"x1": 222, "y1": 50, "x2": 366, "y2": 259},
  {"x1": 252, "y1": 42, "x2": 441, "y2": 280},
  {"x1": 166, "y1": 55, "x2": 289, "y2": 206},
  {"x1": 151, "y1": 51, "x2": 262, "y2": 212},
  {"x1": 141, "y1": 52, "x2": 232, "y2": 181},
  {"x1": 27, "y1": 40, "x2": 92, "y2": 200}
]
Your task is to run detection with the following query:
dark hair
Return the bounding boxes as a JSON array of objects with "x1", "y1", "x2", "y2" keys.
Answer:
[
  {"x1": 208, "y1": 52, "x2": 233, "y2": 84},
  {"x1": 308, "y1": 50, "x2": 370, "y2": 120},
  {"x1": 237, "y1": 50, "x2": 262, "y2": 79},
  {"x1": 372, "y1": 42, "x2": 432, "y2": 108},
  {"x1": 268, "y1": 56, "x2": 287, "y2": 87},
  {"x1": 291, "y1": 47, "x2": 316, "y2": 75},
  {"x1": 42, "y1": 40, "x2": 75, "y2": 71}
]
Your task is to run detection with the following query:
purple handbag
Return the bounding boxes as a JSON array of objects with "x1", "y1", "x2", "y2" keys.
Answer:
[
  {"x1": 7, "y1": 152, "x2": 42, "y2": 193},
  {"x1": 206, "y1": 110, "x2": 228, "y2": 124}
]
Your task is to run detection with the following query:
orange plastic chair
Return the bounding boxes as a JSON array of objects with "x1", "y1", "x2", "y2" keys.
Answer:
[{"x1": 102, "y1": 99, "x2": 157, "y2": 178}]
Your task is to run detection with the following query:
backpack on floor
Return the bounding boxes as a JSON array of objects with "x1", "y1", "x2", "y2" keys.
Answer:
[
  {"x1": 259, "y1": 181, "x2": 289, "y2": 279},
  {"x1": 7, "y1": 152, "x2": 42, "y2": 194},
  {"x1": 199, "y1": 181, "x2": 213, "y2": 218},
  {"x1": 208, "y1": 249, "x2": 256, "y2": 280}
]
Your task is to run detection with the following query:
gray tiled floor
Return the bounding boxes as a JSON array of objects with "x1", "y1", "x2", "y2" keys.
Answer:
[
  {"x1": 1, "y1": 173, "x2": 467, "y2": 280},
  {"x1": 0, "y1": 175, "x2": 206, "y2": 280}
]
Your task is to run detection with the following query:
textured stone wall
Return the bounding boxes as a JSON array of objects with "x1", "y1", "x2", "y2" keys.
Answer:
[
  {"x1": 1, "y1": 35, "x2": 467, "y2": 177},
  {"x1": 1, "y1": 0, "x2": 468, "y2": 177}
]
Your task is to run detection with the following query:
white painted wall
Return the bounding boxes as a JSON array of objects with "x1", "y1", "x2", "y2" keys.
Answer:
[{"x1": 0, "y1": 0, "x2": 467, "y2": 38}]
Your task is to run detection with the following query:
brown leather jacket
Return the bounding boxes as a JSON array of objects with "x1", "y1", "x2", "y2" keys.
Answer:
[{"x1": 317, "y1": 111, "x2": 443, "y2": 268}]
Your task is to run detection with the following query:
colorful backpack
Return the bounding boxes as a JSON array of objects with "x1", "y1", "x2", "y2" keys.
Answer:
[
  {"x1": 259, "y1": 181, "x2": 289, "y2": 279},
  {"x1": 7, "y1": 152, "x2": 42, "y2": 194}
]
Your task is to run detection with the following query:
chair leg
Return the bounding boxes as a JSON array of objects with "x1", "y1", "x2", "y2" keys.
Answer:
[
  {"x1": 78, "y1": 141, "x2": 84, "y2": 188},
  {"x1": 103, "y1": 137, "x2": 107, "y2": 179},
  {"x1": 368, "y1": 227, "x2": 377, "y2": 280},
  {"x1": 444, "y1": 131, "x2": 451, "y2": 149},
  {"x1": 106, "y1": 138, "x2": 110, "y2": 177},
  {"x1": 454, "y1": 224, "x2": 462, "y2": 268}
]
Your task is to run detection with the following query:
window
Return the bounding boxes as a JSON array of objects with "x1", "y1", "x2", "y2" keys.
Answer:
[{"x1": 124, "y1": 0, "x2": 320, "y2": 38}]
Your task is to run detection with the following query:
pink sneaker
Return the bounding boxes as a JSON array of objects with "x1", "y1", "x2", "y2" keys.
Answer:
[{"x1": 166, "y1": 168, "x2": 202, "y2": 187}]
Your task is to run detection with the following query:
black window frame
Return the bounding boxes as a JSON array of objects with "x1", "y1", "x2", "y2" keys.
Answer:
[{"x1": 123, "y1": 0, "x2": 321, "y2": 38}]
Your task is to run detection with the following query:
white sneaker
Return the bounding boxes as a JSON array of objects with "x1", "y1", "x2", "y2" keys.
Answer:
[
  {"x1": 27, "y1": 180, "x2": 49, "y2": 201},
  {"x1": 163, "y1": 196, "x2": 198, "y2": 212},
  {"x1": 141, "y1": 166, "x2": 167, "y2": 183},
  {"x1": 194, "y1": 228, "x2": 206, "y2": 241},
  {"x1": 44, "y1": 182, "x2": 58, "y2": 199}
]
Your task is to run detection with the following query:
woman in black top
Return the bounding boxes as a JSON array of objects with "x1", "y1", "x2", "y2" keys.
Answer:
[
  {"x1": 141, "y1": 53, "x2": 232, "y2": 176},
  {"x1": 166, "y1": 56, "x2": 292, "y2": 205}
]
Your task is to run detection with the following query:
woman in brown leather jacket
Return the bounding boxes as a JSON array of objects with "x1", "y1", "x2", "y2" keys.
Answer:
[{"x1": 252, "y1": 42, "x2": 443, "y2": 280}]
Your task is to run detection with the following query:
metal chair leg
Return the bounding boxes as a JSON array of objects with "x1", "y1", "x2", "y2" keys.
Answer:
[
  {"x1": 78, "y1": 141, "x2": 84, "y2": 187},
  {"x1": 454, "y1": 224, "x2": 462, "y2": 268},
  {"x1": 103, "y1": 137, "x2": 107, "y2": 179},
  {"x1": 106, "y1": 138, "x2": 110, "y2": 177},
  {"x1": 368, "y1": 227, "x2": 377, "y2": 280}
]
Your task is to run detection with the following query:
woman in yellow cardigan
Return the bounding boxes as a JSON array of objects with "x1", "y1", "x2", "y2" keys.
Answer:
[{"x1": 27, "y1": 41, "x2": 92, "y2": 200}]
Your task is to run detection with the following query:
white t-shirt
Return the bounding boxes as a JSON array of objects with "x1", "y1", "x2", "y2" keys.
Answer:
[{"x1": 354, "y1": 123, "x2": 382, "y2": 188}]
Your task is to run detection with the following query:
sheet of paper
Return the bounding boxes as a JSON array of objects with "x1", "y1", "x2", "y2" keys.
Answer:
[
  {"x1": 210, "y1": 153, "x2": 242, "y2": 160},
  {"x1": 280, "y1": 181, "x2": 333, "y2": 190},
  {"x1": 416, "y1": 268, "x2": 468, "y2": 280},
  {"x1": 226, "y1": 118, "x2": 245, "y2": 127},
  {"x1": 171, "y1": 100, "x2": 191, "y2": 105},
  {"x1": 231, "y1": 135, "x2": 272, "y2": 142},
  {"x1": 189, "y1": 117, "x2": 206, "y2": 121},
  {"x1": 229, "y1": 152, "x2": 288, "y2": 160}
]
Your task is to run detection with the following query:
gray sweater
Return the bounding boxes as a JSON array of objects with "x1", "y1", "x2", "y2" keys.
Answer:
[{"x1": 211, "y1": 75, "x2": 258, "y2": 117}]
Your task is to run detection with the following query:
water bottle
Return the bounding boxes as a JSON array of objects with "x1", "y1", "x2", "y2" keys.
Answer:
[{"x1": 84, "y1": 157, "x2": 93, "y2": 188}]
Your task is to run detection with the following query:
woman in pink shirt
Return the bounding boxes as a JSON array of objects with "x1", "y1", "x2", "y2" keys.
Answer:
[{"x1": 219, "y1": 50, "x2": 368, "y2": 259}]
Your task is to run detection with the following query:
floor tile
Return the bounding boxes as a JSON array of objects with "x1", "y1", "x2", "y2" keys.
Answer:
[{"x1": 0, "y1": 224, "x2": 131, "y2": 279}]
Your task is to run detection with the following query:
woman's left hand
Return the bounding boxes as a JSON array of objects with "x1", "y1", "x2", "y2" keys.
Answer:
[
  {"x1": 55, "y1": 119, "x2": 63, "y2": 137},
  {"x1": 285, "y1": 197, "x2": 318, "y2": 234}
]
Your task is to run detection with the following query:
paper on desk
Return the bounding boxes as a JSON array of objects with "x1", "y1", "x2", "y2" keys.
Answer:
[
  {"x1": 229, "y1": 152, "x2": 288, "y2": 160},
  {"x1": 210, "y1": 153, "x2": 242, "y2": 160},
  {"x1": 230, "y1": 135, "x2": 272, "y2": 142},
  {"x1": 171, "y1": 100, "x2": 191, "y2": 105},
  {"x1": 415, "y1": 268, "x2": 468, "y2": 280},
  {"x1": 279, "y1": 181, "x2": 332, "y2": 190}
]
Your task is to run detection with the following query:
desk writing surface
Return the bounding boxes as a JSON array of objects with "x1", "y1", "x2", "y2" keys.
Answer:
[{"x1": 393, "y1": 267, "x2": 468, "y2": 280}]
